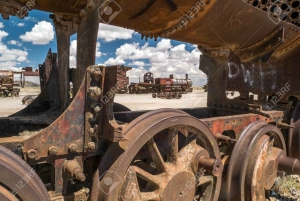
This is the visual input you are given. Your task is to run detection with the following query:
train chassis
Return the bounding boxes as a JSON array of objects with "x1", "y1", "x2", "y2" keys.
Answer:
[{"x1": 0, "y1": 56, "x2": 300, "y2": 201}]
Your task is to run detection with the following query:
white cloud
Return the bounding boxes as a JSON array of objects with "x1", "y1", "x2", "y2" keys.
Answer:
[
  {"x1": 129, "y1": 61, "x2": 145, "y2": 67},
  {"x1": 17, "y1": 23, "x2": 25, "y2": 27},
  {"x1": 0, "y1": 30, "x2": 8, "y2": 41},
  {"x1": 127, "y1": 66, "x2": 148, "y2": 83},
  {"x1": 96, "y1": 42, "x2": 101, "y2": 58},
  {"x1": 0, "y1": 29, "x2": 30, "y2": 72},
  {"x1": 0, "y1": 30, "x2": 28, "y2": 70},
  {"x1": 69, "y1": 40, "x2": 102, "y2": 67},
  {"x1": 98, "y1": 24, "x2": 134, "y2": 42},
  {"x1": 70, "y1": 40, "x2": 77, "y2": 56},
  {"x1": 70, "y1": 55, "x2": 76, "y2": 68},
  {"x1": 20, "y1": 21, "x2": 54, "y2": 45},
  {"x1": 8, "y1": 40, "x2": 23, "y2": 47},
  {"x1": 0, "y1": 63, "x2": 22, "y2": 71},
  {"x1": 156, "y1": 39, "x2": 172, "y2": 51},
  {"x1": 0, "y1": 22, "x2": 4, "y2": 29},
  {"x1": 105, "y1": 39, "x2": 205, "y2": 86},
  {"x1": 104, "y1": 57, "x2": 125, "y2": 65}
]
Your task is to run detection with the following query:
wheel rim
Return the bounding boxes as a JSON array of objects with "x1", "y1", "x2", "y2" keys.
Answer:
[
  {"x1": 0, "y1": 146, "x2": 50, "y2": 201},
  {"x1": 227, "y1": 121, "x2": 286, "y2": 201},
  {"x1": 92, "y1": 109, "x2": 222, "y2": 201}
]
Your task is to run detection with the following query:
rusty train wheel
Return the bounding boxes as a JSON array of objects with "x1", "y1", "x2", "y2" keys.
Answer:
[
  {"x1": 0, "y1": 145, "x2": 50, "y2": 201},
  {"x1": 227, "y1": 121, "x2": 286, "y2": 201},
  {"x1": 91, "y1": 109, "x2": 222, "y2": 201}
]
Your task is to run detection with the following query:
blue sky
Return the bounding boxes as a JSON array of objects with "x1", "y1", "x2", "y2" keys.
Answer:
[{"x1": 0, "y1": 10, "x2": 206, "y2": 86}]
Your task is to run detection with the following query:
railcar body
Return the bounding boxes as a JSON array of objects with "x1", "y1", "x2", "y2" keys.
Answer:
[
  {"x1": 129, "y1": 72, "x2": 193, "y2": 94},
  {"x1": 0, "y1": 71, "x2": 21, "y2": 97}
]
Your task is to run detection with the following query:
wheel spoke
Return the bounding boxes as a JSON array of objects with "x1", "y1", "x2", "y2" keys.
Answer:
[
  {"x1": 197, "y1": 175, "x2": 213, "y2": 186},
  {"x1": 131, "y1": 166, "x2": 161, "y2": 186},
  {"x1": 167, "y1": 127, "x2": 178, "y2": 164},
  {"x1": 140, "y1": 192, "x2": 160, "y2": 201},
  {"x1": 121, "y1": 168, "x2": 143, "y2": 201},
  {"x1": 146, "y1": 138, "x2": 167, "y2": 172}
]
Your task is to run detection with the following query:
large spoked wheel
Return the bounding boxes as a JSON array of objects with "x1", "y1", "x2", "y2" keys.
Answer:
[
  {"x1": 227, "y1": 121, "x2": 286, "y2": 201},
  {"x1": 92, "y1": 109, "x2": 222, "y2": 201},
  {"x1": 0, "y1": 146, "x2": 50, "y2": 201}
]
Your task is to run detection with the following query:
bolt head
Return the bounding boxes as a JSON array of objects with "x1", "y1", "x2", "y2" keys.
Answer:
[
  {"x1": 69, "y1": 144, "x2": 78, "y2": 153},
  {"x1": 94, "y1": 105, "x2": 101, "y2": 112},
  {"x1": 76, "y1": 173, "x2": 86, "y2": 182},
  {"x1": 49, "y1": 146, "x2": 58, "y2": 155},
  {"x1": 27, "y1": 149, "x2": 37, "y2": 159},
  {"x1": 89, "y1": 128, "x2": 94, "y2": 134},
  {"x1": 87, "y1": 142, "x2": 96, "y2": 151}
]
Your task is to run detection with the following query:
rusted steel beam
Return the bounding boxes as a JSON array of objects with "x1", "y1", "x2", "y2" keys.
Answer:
[
  {"x1": 74, "y1": 0, "x2": 104, "y2": 94},
  {"x1": 52, "y1": 15, "x2": 76, "y2": 111},
  {"x1": 114, "y1": 108, "x2": 284, "y2": 138}
]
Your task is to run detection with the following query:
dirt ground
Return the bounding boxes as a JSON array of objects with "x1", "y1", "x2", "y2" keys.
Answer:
[
  {"x1": 0, "y1": 90, "x2": 210, "y2": 116},
  {"x1": 0, "y1": 87, "x2": 40, "y2": 117}
]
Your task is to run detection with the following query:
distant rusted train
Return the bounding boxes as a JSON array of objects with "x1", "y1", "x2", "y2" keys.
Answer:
[
  {"x1": 0, "y1": 71, "x2": 22, "y2": 97},
  {"x1": 0, "y1": 67, "x2": 40, "y2": 97},
  {"x1": 128, "y1": 72, "x2": 193, "y2": 94}
]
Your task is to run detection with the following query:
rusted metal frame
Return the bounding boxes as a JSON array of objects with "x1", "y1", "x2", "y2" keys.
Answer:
[
  {"x1": 225, "y1": 44, "x2": 300, "y2": 104},
  {"x1": 84, "y1": 66, "x2": 101, "y2": 152},
  {"x1": 200, "y1": 110, "x2": 284, "y2": 138},
  {"x1": 39, "y1": 50, "x2": 54, "y2": 91},
  {"x1": 53, "y1": 155, "x2": 84, "y2": 196},
  {"x1": 99, "y1": 66, "x2": 126, "y2": 142},
  {"x1": 17, "y1": 76, "x2": 86, "y2": 160},
  {"x1": 11, "y1": 50, "x2": 59, "y2": 117},
  {"x1": 53, "y1": 15, "x2": 76, "y2": 111},
  {"x1": 114, "y1": 108, "x2": 283, "y2": 138},
  {"x1": 54, "y1": 158, "x2": 67, "y2": 195},
  {"x1": 74, "y1": 0, "x2": 104, "y2": 94},
  {"x1": 200, "y1": 53, "x2": 250, "y2": 112}
]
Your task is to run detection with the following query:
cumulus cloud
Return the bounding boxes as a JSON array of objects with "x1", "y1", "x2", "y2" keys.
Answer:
[
  {"x1": 0, "y1": 22, "x2": 4, "y2": 29},
  {"x1": 98, "y1": 24, "x2": 134, "y2": 42},
  {"x1": 20, "y1": 21, "x2": 54, "y2": 45},
  {"x1": 8, "y1": 40, "x2": 23, "y2": 47},
  {"x1": 69, "y1": 40, "x2": 102, "y2": 68},
  {"x1": 129, "y1": 61, "x2": 146, "y2": 67},
  {"x1": 0, "y1": 30, "x2": 28, "y2": 70},
  {"x1": 0, "y1": 30, "x2": 8, "y2": 41},
  {"x1": 96, "y1": 42, "x2": 101, "y2": 57},
  {"x1": 105, "y1": 39, "x2": 206, "y2": 86},
  {"x1": 127, "y1": 67, "x2": 148, "y2": 83},
  {"x1": 104, "y1": 57, "x2": 125, "y2": 65}
]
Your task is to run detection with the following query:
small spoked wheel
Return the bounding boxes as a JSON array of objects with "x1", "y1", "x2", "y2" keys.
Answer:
[
  {"x1": 227, "y1": 121, "x2": 287, "y2": 201},
  {"x1": 92, "y1": 109, "x2": 222, "y2": 201}
]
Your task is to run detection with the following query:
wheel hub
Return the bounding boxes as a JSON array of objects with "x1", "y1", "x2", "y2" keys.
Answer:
[{"x1": 163, "y1": 171, "x2": 196, "y2": 201}]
